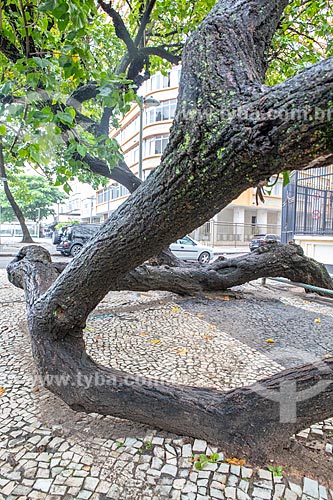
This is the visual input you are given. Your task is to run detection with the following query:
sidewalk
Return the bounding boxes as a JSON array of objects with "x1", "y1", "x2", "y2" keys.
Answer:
[
  {"x1": 0, "y1": 237, "x2": 58, "y2": 257},
  {"x1": 0, "y1": 276, "x2": 332, "y2": 499}
]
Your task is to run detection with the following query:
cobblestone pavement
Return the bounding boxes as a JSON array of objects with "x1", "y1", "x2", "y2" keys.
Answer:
[
  {"x1": 179, "y1": 282, "x2": 333, "y2": 369},
  {"x1": 0, "y1": 271, "x2": 332, "y2": 499}
]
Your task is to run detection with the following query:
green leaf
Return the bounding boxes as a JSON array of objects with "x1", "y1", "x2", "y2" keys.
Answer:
[
  {"x1": 63, "y1": 182, "x2": 71, "y2": 194},
  {"x1": 209, "y1": 453, "x2": 220, "y2": 463},
  {"x1": 32, "y1": 57, "x2": 52, "y2": 69},
  {"x1": 56, "y1": 111, "x2": 74, "y2": 125},
  {"x1": 58, "y1": 14, "x2": 70, "y2": 31},
  {"x1": 282, "y1": 171, "x2": 290, "y2": 187},
  {"x1": 76, "y1": 144, "x2": 88, "y2": 157},
  {"x1": 52, "y1": 1, "x2": 69, "y2": 19},
  {"x1": 0, "y1": 82, "x2": 14, "y2": 96},
  {"x1": 0, "y1": 125, "x2": 7, "y2": 135},
  {"x1": 39, "y1": 0, "x2": 57, "y2": 11}
]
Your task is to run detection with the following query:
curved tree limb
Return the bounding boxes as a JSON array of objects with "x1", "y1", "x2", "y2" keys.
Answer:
[
  {"x1": 0, "y1": 142, "x2": 33, "y2": 243},
  {"x1": 7, "y1": 244, "x2": 333, "y2": 460},
  {"x1": 97, "y1": 0, "x2": 137, "y2": 56},
  {"x1": 116, "y1": 243, "x2": 333, "y2": 295},
  {"x1": 18, "y1": 243, "x2": 333, "y2": 296},
  {"x1": 82, "y1": 155, "x2": 142, "y2": 193},
  {"x1": 134, "y1": 0, "x2": 157, "y2": 47}
]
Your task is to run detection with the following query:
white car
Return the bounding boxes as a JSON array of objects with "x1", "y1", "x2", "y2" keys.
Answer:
[{"x1": 170, "y1": 236, "x2": 214, "y2": 263}]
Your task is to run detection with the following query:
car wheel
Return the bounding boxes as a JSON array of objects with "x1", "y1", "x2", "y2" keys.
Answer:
[
  {"x1": 52, "y1": 230, "x2": 61, "y2": 245},
  {"x1": 198, "y1": 251, "x2": 210, "y2": 264},
  {"x1": 70, "y1": 244, "x2": 83, "y2": 257}
]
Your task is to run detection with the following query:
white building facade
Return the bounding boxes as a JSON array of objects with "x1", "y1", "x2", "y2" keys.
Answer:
[{"x1": 61, "y1": 65, "x2": 282, "y2": 246}]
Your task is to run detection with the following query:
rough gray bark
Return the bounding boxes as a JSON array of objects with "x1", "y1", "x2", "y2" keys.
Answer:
[
  {"x1": 7, "y1": 0, "x2": 333, "y2": 458},
  {"x1": 47, "y1": 242, "x2": 333, "y2": 295},
  {"x1": 117, "y1": 243, "x2": 333, "y2": 294}
]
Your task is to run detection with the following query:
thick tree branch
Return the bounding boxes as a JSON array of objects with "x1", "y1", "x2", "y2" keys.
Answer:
[
  {"x1": 66, "y1": 83, "x2": 99, "y2": 109},
  {"x1": 38, "y1": 243, "x2": 333, "y2": 296},
  {"x1": 133, "y1": 0, "x2": 157, "y2": 47},
  {"x1": 98, "y1": 0, "x2": 137, "y2": 56},
  {"x1": 140, "y1": 47, "x2": 181, "y2": 65},
  {"x1": 6, "y1": 244, "x2": 333, "y2": 460},
  {"x1": 99, "y1": 107, "x2": 114, "y2": 136},
  {"x1": 240, "y1": 58, "x2": 333, "y2": 175},
  {"x1": 116, "y1": 243, "x2": 333, "y2": 295},
  {"x1": 83, "y1": 154, "x2": 141, "y2": 193}
]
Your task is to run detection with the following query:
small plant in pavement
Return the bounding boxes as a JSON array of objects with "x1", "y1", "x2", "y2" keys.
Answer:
[{"x1": 268, "y1": 465, "x2": 283, "y2": 477}]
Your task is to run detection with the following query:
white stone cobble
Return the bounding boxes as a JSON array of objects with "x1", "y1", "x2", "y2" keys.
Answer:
[{"x1": 0, "y1": 273, "x2": 332, "y2": 499}]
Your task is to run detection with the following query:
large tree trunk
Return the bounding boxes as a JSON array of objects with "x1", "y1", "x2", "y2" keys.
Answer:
[
  {"x1": 7, "y1": 0, "x2": 333, "y2": 459},
  {"x1": 7, "y1": 243, "x2": 333, "y2": 460},
  {"x1": 0, "y1": 143, "x2": 34, "y2": 243}
]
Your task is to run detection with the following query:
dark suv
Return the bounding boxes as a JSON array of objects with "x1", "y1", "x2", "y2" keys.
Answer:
[
  {"x1": 249, "y1": 233, "x2": 281, "y2": 251},
  {"x1": 55, "y1": 224, "x2": 100, "y2": 256}
]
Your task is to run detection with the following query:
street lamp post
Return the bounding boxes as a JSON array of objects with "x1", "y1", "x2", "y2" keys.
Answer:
[
  {"x1": 86, "y1": 195, "x2": 94, "y2": 223},
  {"x1": 37, "y1": 207, "x2": 41, "y2": 238},
  {"x1": 138, "y1": 96, "x2": 160, "y2": 180}
]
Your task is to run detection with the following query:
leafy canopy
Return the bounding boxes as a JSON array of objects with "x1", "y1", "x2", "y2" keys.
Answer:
[
  {"x1": 0, "y1": 0, "x2": 332, "y2": 191},
  {"x1": 267, "y1": 0, "x2": 333, "y2": 84}
]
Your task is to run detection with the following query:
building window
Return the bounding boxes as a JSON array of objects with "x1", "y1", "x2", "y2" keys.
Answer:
[
  {"x1": 145, "y1": 99, "x2": 177, "y2": 125},
  {"x1": 124, "y1": 146, "x2": 139, "y2": 165},
  {"x1": 149, "y1": 73, "x2": 169, "y2": 92},
  {"x1": 114, "y1": 117, "x2": 139, "y2": 145},
  {"x1": 97, "y1": 183, "x2": 130, "y2": 205},
  {"x1": 144, "y1": 135, "x2": 169, "y2": 156}
]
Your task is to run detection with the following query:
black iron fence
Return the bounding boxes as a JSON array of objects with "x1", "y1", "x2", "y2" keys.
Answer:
[{"x1": 282, "y1": 167, "x2": 333, "y2": 241}]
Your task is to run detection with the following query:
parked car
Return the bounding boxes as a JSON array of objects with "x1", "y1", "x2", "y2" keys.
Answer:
[
  {"x1": 55, "y1": 224, "x2": 100, "y2": 256},
  {"x1": 249, "y1": 233, "x2": 281, "y2": 251},
  {"x1": 42, "y1": 226, "x2": 53, "y2": 238},
  {"x1": 56, "y1": 227, "x2": 213, "y2": 262},
  {"x1": 170, "y1": 236, "x2": 214, "y2": 263},
  {"x1": 52, "y1": 225, "x2": 68, "y2": 245}
]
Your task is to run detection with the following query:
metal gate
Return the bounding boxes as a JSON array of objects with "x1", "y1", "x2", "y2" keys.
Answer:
[{"x1": 282, "y1": 167, "x2": 333, "y2": 242}]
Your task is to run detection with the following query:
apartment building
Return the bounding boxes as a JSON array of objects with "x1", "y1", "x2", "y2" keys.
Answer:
[
  {"x1": 55, "y1": 182, "x2": 98, "y2": 224},
  {"x1": 95, "y1": 65, "x2": 282, "y2": 246}
]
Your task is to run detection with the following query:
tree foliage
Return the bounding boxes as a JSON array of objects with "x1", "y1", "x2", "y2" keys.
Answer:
[
  {"x1": 0, "y1": 174, "x2": 68, "y2": 221},
  {"x1": 0, "y1": 0, "x2": 331, "y2": 194},
  {"x1": 267, "y1": 0, "x2": 333, "y2": 84}
]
